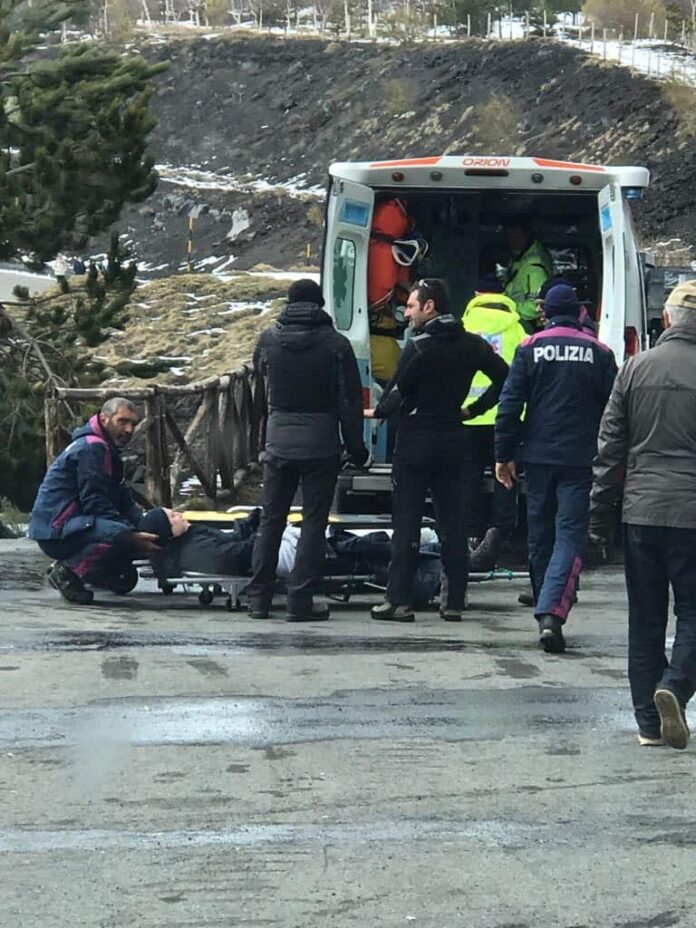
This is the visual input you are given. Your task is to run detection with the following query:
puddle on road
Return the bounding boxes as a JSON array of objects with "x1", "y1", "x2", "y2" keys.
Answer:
[
  {"x1": 0, "y1": 687, "x2": 633, "y2": 750},
  {"x1": 0, "y1": 818, "x2": 566, "y2": 854},
  {"x1": 35, "y1": 629, "x2": 473, "y2": 655}
]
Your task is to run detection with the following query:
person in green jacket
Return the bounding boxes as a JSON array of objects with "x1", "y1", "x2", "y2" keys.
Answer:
[
  {"x1": 462, "y1": 274, "x2": 527, "y2": 569},
  {"x1": 503, "y1": 216, "x2": 553, "y2": 333}
]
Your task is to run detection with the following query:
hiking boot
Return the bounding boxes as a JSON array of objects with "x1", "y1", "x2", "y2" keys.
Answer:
[
  {"x1": 285, "y1": 603, "x2": 330, "y2": 622},
  {"x1": 248, "y1": 608, "x2": 270, "y2": 620},
  {"x1": 469, "y1": 527, "x2": 501, "y2": 573},
  {"x1": 518, "y1": 591, "x2": 535, "y2": 607},
  {"x1": 47, "y1": 562, "x2": 93, "y2": 606},
  {"x1": 537, "y1": 614, "x2": 566, "y2": 654},
  {"x1": 637, "y1": 732, "x2": 664, "y2": 747},
  {"x1": 440, "y1": 609, "x2": 463, "y2": 622},
  {"x1": 654, "y1": 688, "x2": 690, "y2": 750},
  {"x1": 370, "y1": 601, "x2": 415, "y2": 623}
]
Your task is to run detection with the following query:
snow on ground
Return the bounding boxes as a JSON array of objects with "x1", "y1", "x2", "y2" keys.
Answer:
[{"x1": 156, "y1": 164, "x2": 325, "y2": 199}]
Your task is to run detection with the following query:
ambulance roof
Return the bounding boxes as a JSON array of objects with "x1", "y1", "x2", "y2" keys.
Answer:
[{"x1": 329, "y1": 156, "x2": 649, "y2": 192}]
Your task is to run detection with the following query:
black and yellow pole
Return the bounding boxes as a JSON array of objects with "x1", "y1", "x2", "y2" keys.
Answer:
[{"x1": 187, "y1": 216, "x2": 194, "y2": 273}]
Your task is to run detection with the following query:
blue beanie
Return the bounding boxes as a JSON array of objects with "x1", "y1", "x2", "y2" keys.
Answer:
[{"x1": 544, "y1": 283, "x2": 579, "y2": 319}]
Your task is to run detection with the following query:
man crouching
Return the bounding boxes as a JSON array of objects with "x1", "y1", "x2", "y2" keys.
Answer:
[{"x1": 28, "y1": 397, "x2": 160, "y2": 604}]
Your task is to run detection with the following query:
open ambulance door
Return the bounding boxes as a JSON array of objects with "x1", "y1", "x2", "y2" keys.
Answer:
[
  {"x1": 597, "y1": 183, "x2": 628, "y2": 362},
  {"x1": 322, "y1": 178, "x2": 376, "y2": 449}
]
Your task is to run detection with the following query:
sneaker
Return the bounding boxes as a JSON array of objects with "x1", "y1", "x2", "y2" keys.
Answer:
[
  {"x1": 47, "y1": 561, "x2": 94, "y2": 606},
  {"x1": 537, "y1": 614, "x2": 566, "y2": 654},
  {"x1": 518, "y1": 591, "x2": 535, "y2": 607},
  {"x1": 285, "y1": 603, "x2": 330, "y2": 622},
  {"x1": 370, "y1": 601, "x2": 415, "y2": 623},
  {"x1": 637, "y1": 732, "x2": 664, "y2": 747},
  {"x1": 654, "y1": 688, "x2": 690, "y2": 750},
  {"x1": 440, "y1": 609, "x2": 463, "y2": 622}
]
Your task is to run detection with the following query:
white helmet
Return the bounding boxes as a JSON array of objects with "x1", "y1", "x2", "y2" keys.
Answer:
[{"x1": 392, "y1": 235, "x2": 429, "y2": 267}]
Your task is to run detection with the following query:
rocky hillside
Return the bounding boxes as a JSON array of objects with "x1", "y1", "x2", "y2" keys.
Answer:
[{"x1": 97, "y1": 34, "x2": 696, "y2": 275}]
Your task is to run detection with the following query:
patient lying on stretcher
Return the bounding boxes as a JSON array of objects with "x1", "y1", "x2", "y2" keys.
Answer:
[{"x1": 139, "y1": 508, "x2": 443, "y2": 607}]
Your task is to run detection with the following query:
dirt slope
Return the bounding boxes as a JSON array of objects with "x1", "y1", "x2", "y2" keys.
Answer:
[{"x1": 98, "y1": 35, "x2": 696, "y2": 274}]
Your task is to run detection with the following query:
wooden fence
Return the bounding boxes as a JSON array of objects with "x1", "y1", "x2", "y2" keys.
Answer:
[{"x1": 44, "y1": 366, "x2": 267, "y2": 507}]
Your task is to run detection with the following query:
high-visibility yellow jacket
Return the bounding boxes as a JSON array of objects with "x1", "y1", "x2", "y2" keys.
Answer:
[
  {"x1": 504, "y1": 240, "x2": 553, "y2": 323},
  {"x1": 462, "y1": 292, "x2": 527, "y2": 426},
  {"x1": 370, "y1": 307, "x2": 401, "y2": 383}
]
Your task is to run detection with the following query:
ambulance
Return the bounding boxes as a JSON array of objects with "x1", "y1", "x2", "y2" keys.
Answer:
[{"x1": 321, "y1": 155, "x2": 650, "y2": 508}]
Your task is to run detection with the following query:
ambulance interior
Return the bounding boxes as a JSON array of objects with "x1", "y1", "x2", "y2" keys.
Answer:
[{"x1": 374, "y1": 188, "x2": 604, "y2": 322}]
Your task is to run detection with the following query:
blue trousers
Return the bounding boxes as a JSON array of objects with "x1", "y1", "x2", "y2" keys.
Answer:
[
  {"x1": 624, "y1": 523, "x2": 696, "y2": 737},
  {"x1": 38, "y1": 518, "x2": 136, "y2": 586},
  {"x1": 524, "y1": 463, "x2": 591, "y2": 622}
]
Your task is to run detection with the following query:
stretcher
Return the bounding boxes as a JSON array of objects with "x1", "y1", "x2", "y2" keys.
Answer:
[{"x1": 138, "y1": 508, "x2": 528, "y2": 610}]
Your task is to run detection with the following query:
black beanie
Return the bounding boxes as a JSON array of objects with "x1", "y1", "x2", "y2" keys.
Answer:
[
  {"x1": 287, "y1": 279, "x2": 324, "y2": 307},
  {"x1": 476, "y1": 273, "x2": 504, "y2": 294},
  {"x1": 544, "y1": 284, "x2": 580, "y2": 319},
  {"x1": 138, "y1": 508, "x2": 173, "y2": 541}
]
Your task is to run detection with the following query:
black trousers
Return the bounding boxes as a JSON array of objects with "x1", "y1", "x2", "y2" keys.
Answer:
[
  {"x1": 246, "y1": 454, "x2": 340, "y2": 611},
  {"x1": 387, "y1": 429, "x2": 472, "y2": 611},
  {"x1": 462, "y1": 425, "x2": 518, "y2": 539},
  {"x1": 624, "y1": 523, "x2": 696, "y2": 736}
]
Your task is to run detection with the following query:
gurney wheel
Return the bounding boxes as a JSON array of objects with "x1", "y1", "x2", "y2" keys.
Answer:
[
  {"x1": 225, "y1": 595, "x2": 243, "y2": 612},
  {"x1": 159, "y1": 582, "x2": 175, "y2": 595},
  {"x1": 199, "y1": 589, "x2": 214, "y2": 606}
]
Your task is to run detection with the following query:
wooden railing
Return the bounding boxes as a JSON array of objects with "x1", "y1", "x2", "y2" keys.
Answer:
[{"x1": 44, "y1": 367, "x2": 267, "y2": 507}]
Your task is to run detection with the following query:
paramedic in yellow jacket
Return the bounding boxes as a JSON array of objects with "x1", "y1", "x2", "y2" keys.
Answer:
[
  {"x1": 503, "y1": 216, "x2": 553, "y2": 334},
  {"x1": 462, "y1": 274, "x2": 527, "y2": 569}
]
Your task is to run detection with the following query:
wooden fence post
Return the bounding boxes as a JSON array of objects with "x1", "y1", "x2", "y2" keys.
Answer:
[
  {"x1": 44, "y1": 393, "x2": 61, "y2": 466},
  {"x1": 217, "y1": 377, "x2": 235, "y2": 494},
  {"x1": 144, "y1": 393, "x2": 170, "y2": 507}
]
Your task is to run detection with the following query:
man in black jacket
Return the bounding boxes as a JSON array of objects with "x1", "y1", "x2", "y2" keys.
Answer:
[
  {"x1": 247, "y1": 279, "x2": 368, "y2": 622},
  {"x1": 367, "y1": 278, "x2": 509, "y2": 622}
]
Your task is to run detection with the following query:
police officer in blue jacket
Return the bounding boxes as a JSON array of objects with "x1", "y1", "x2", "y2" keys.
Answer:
[{"x1": 494, "y1": 284, "x2": 617, "y2": 653}]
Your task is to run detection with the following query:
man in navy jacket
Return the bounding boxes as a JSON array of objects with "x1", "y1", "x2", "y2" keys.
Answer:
[
  {"x1": 495, "y1": 284, "x2": 617, "y2": 653},
  {"x1": 29, "y1": 398, "x2": 159, "y2": 604}
]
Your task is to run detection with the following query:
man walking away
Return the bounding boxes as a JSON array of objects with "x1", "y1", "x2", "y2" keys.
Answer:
[
  {"x1": 495, "y1": 284, "x2": 617, "y2": 653},
  {"x1": 591, "y1": 280, "x2": 696, "y2": 749},
  {"x1": 367, "y1": 278, "x2": 509, "y2": 623},
  {"x1": 247, "y1": 279, "x2": 368, "y2": 622},
  {"x1": 461, "y1": 273, "x2": 527, "y2": 568},
  {"x1": 28, "y1": 398, "x2": 160, "y2": 604}
]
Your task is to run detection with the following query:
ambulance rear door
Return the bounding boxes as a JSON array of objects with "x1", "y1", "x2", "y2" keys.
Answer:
[
  {"x1": 597, "y1": 182, "x2": 628, "y2": 361},
  {"x1": 323, "y1": 178, "x2": 374, "y2": 391}
]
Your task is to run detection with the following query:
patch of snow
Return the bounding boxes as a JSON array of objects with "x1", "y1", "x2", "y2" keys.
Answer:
[
  {"x1": 156, "y1": 164, "x2": 324, "y2": 200},
  {"x1": 189, "y1": 328, "x2": 225, "y2": 337},
  {"x1": 217, "y1": 300, "x2": 274, "y2": 315}
]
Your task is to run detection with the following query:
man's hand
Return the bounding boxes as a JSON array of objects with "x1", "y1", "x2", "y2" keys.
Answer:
[
  {"x1": 589, "y1": 510, "x2": 613, "y2": 548},
  {"x1": 495, "y1": 461, "x2": 517, "y2": 489},
  {"x1": 364, "y1": 408, "x2": 376, "y2": 419},
  {"x1": 461, "y1": 406, "x2": 474, "y2": 421},
  {"x1": 132, "y1": 531, "x2": 162, "y2": 556}
]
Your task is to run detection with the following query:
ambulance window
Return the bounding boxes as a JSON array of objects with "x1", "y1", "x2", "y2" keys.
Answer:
[{"x1": 333, "y1": 237, "x2": 356, "y2": 330}]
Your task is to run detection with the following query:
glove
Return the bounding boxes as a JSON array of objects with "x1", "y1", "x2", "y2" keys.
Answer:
[
  {"x1": 346, "y1": 446, "x2": 369, "y2": 469},
  {"x1": 588, "y1": 509, "x2": 614, "y2": 548}
]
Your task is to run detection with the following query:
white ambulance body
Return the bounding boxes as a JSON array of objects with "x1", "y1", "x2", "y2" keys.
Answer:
[{"x1": 321, "y1": 155, "x2": 649, "y2": 504}]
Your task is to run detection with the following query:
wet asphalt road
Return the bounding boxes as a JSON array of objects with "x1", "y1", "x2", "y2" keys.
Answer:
[{"x1": 1, "y1": 539, "x2": 695, "y2": 928}]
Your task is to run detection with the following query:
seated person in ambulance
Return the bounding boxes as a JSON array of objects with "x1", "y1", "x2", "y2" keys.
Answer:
[{"x1": 503, "y1": 215, "x2": 553, "y2": 334}]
